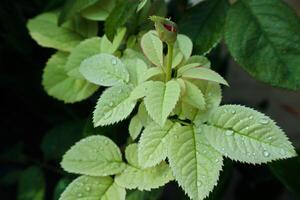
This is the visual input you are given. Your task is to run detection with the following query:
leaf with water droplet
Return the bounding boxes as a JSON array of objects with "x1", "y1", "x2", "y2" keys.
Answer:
[
  {"x1": 80, "y1": 53, "x2": 129, "y2": 86},
  {"x1": 61, "y1": 135, "x2": 125, "y2": 176},
  {"x1": 203, "y1": 105, "x2": 297, "y2": 164},
  {"x1": 59, "y1": 176, "x2": 126, "y2": 200},
  {"x1": 168, "y1": 125, "x2": 223, "y2": 200}
]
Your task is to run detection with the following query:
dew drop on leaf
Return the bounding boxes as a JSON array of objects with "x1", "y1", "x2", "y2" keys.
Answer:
[
  {"x1": 263, "y1": 150, "x2": 270, "y2": 157},
  {"x1": 77, "y1": 193, "x2": 83, "y2": 197},
  {"x1": 109, "y1": 102, "x2": 113, "y2": 106},
  {"x1": 197, "y1": 181, "x2": 202, "y2": 187},
  {"x1": 231, "y1": 110, "x2": 236, "y2": 114},
  {"x1": 215, "y1": 158, "x2": 219, "y2": 163},
  {"x1": 86, "y1": 186, "x2": 91, "y2": 192},
  {"x1": 248, "y1": 115, "x2": 253, "y2": 120},
  {"x1": 225, "y1": 130, "x2": 233, "y2": 136},
  {"x1": 259, "y1": 117, "x2": 269, "y2": 124},
  {"x1": 111, "y1": 58, "x2": 117, "y2": 65}
]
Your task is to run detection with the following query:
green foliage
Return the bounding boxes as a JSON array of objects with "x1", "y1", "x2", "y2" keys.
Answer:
[
  {"x1": 17, "y1": 166, "x2": 45, "y2": 200},
  {"x1": 81, "y1": 0, "x2": 116, "y2": 21},
  {"x1": 27, "y1": 12, "x2": 98, "y2": 52},
  {"x1": 141, "y1": 31, "x2": 163, "y2": 67},
  {"x1": 105, "y1": 0, "x2": 139, "y2": 40},
  {"x1": 59, "y1": 176, "x2": 125, "y2": 200},
  {"x1": 115, "y1": 144, "x2": 174, "y2": 190},
  {"x1": 42, "y1": 51, "x2": 99, "y2": 103},
  {"x1": 26, "y1": 3, "x2": 300, "y2": 199},
  {"x1": 41, "y1": 121, "x2": 85, "y2": 160},
  {"x1": 93, "y1": 84, "x2": 136, "y2": 126},
  {"x1": 58, "y1": 0, "x2": 100, "y2": 24},
  {"x1": 269, "y1": 150, "x2": 300, "y2": 198},
  {"x1": 53, "y1": 178, "x2": 72, "y2": 200},
  {"x1": 168, "y1": 125, "x2": 223, "y2": 200},
  {"x1": 225, "y1": 0, "x2": 300, "y2": 90},
  {"x1": 203, "y1": 105, "x2": 296, "y2": 164},
  {"x1": 61, "y1": 135, "x2": 125, "y2": 176},
  {"x1": 179, "y1": 0, "x2": 229, "y2": 55},
  {"x1": 80, "y1": 54, "x2": 129, "y2": 86}
]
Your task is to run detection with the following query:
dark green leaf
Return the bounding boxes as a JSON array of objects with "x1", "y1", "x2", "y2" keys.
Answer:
[
  {"x1": 53, "y1": 178, "x2": 72, "y2": 200},
  {"x1": 126, "y1": 188, "x2": 163, "y2": 200},
  {"x1": 41, "y1": 121, "x2": 85, "y2": 160},
  {"x1": 58, "y1": 0, "x2": 100, "y2": 25},
  {"x1": 105, "y1": 0, "x2": 139, "y2": 41},
  {"x1": 179, "y1": 0, "x2": 229, "y2": 55},
  {"x1": 17, "y1": 166, "x2": 45, "y2": 200},
  {"x1": 269, "y1": 150, "x2": 300, "y2": 198},
  {"x1": 225, "y1": 0, "x2": 300, "y2": 90}
]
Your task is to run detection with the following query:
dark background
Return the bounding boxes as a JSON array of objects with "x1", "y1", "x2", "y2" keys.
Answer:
[{"x1": 0, "y1": 0, "x2": 299, "y2": 199}]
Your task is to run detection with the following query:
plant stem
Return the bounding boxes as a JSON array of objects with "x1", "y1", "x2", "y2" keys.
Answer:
[{"x1": 165, "y1": 42, "x2": 174, "y2": 82}]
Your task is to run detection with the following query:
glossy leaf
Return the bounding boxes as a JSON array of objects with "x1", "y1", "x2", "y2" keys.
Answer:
[
  {"x1": 225, "y1": 0, "x2": 300, "y2": 90},
  {"x1": 168, "y1": 125, "x2": 223, "y2": 200},
  {"x1": 42, "y1": 52, "x2": 99, "y2": 103},
  {"x1": 59, "y1": 175, "x2": 126, "y2": 200},
  {"x1": 80, "y1": 53, "x2": 129, "y2": 86},
  {"x1": 141, "y1": 31, "x2": 163, "y2": 67},
  {"x1": 93, "y1": 84, "x2": 136, "y2": 126},
  {"x1": 144, "y1": 80, "x2": 181, "y2": 126},
  {"x1": 203, "y1": 105, "x2": 297, "y2": 164},
  {"x1": 61, "y1": 135, "x2": 125, "y2": 176},
  {"x1": 179, "y1": 0, "x2": 229, "y2": 54}
]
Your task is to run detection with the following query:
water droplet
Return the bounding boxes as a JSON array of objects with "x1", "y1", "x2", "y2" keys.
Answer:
[
  {"x1": 267, "y1": 136, "x2": 272, "y2": 140},
  {"x1": 203, "y1": 150, "x2": 207, "y2": 154},
  {"x1": 231, "y1": 110, "x2": 236, "y2": 114},
  {"x1": 111, "y1": 58, "x2": 117, "y2": 65},
  {"x1": 263, "y1": 150, "x2": 270, "y2": 157},
  {"x1": 215, "y1": 158, "x2": 219, "y2": 163},
  {"x1": 197, "y1": 181, "x2": 202, "y2": 187},
  {"x1": 248, "y1": 115, "x2": 253, "y2": 120},
  {"x1": 225, "y1": 130, "x2": 233, "y2": 136},
  {"x1": 202, "y1": 175, "x2": 206, "y2": 179},
  {"x1": 104, "y1": 140, "x2": 109, "y2": 145},
  {"x1": 259, "y1": 117, "x2": 269, "y2": 125},
  {"x1": 86, "y1": 186, "x2": 91, "y2": 192},
  {"x1": 280, "y1": 149, "x2": 286, "y2": 156},
  {"x1": 77, "y1": 193, "x2": 83, "y2": 197},
  {"x1": 221, "y1": 147, "x2": 225, "y2": 152},
  {"x1": 252, "y1": 152, "x2": 256, "y2": 156},
  {"x1": 109, "y1": 102, "x2": 113, "y2": 106}
]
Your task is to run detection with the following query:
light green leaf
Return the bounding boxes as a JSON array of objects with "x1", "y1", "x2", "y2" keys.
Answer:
[
  {"x1": 42, "y1": 52, "x2": 99, "y2": 103},
  {"x1": 168, "y1": 125, "x2": 223, "y2": 200},
  {"x1": 61, "y1": 135, "x2": 125, "y2": 176},
  {"x1": 144, "y1": 80, "x2": 181, "y2": 126},
  {"x1": 138, "y1": 121, "x2": 178, "y2": 168},
  {"x1": 177, "y1": 63, "x2": 201, "y2": 77},
  {"x1": 181, "y1": 67, "x2": 228, "y2": 86},
  {"x1": 81, "y1": 0, "x2": 116, "y2": 21},
  {"x1": 182, "y1": 80, "x2": 206, "y2": 110},
  {"x1": 140, "y1": 67, "x2": 164, "y2": 82},
  {"x1": 129, "y1": 115, "x2": 143, "y2": 140},
  {"x1": 176, "y1": 34, "x2": 193, "y2": 60},
  {"x1": 129, "y1": 81, "x2": 155, "y2": 101},
  {"x1": 193, "y1": 81, "x2": 222, "y2": 124},
  {"x1": 59, "y1": 176, "x2": 126, "y2": 200},
  {"x1": 137, "y1": 0, "x2": 148, "y2": 12},
  {"x1": 65, "y1": 37, "x2": 102, "y2": 79},
  {"x1": 27, "y1": 12, "x2": 97, "y2": 52},
  {"x1": 111, "y1": 27, "x2": 127, "y2": 53},
  {"x1": 100, "y1": 35, "x2": 114, "y2": 53},
  {"x1": 225, "y1": 0, "x2": 300, "y2": 90},
  {"x1": 123, "y1": 58, "x2": 148, "y2": 86},
  {"x1": 137, "y1": 102, "x2": 153, "y2": 127},
  {"x1": 171, "y1": 51, "x2": 184, "y2": 68},
  {"x1": 185, "y1": 55, "x2": 211, "y2": 68},
  {"x1": 141, "y1": 31, "x2": 163, "y2": 67},
  {"x1": 203, "y1": 105, "x2": 297, "y2": 164},
  {"x1": 115, "y1": 144, "x2": 173, "y2": 191},
  {"x1": 58, "y1": 0, "x2": 99, "y2": 24},
  {"x1": 80, "y1": 53, "x2": 129, "y2": 86},
  {"x1": 93, "y1": 84, "x2": 136, "y2": 126},
  {"x1": 179, "y1": 0, "x2": 229, "y2": 54},
  {"x1": 18, "y1": 166, "x2": 45, "y2": 200}
]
